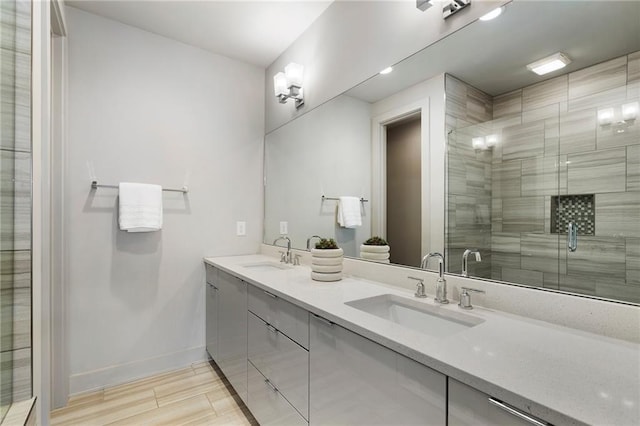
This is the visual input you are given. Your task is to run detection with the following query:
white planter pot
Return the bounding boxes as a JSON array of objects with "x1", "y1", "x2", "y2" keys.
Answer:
[
  {"x1": 311, "y1": 248, "x2": 343, "y2": 281},
  {"x1": 360, "y1": 245, "x2": 390, "y2": 263}
]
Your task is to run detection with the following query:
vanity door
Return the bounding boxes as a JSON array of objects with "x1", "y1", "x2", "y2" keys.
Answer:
[{"x1": 309, "y1": 314, "x2": 446, "y2": 425}]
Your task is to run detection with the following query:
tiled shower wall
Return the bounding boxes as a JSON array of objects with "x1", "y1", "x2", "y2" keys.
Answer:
[
  {"x1": 445, "y1": 75, "x2": 493, "y2": 278},
  {"x1": 446, "y1": 51, "x2": 640, "y2": 304},
  {"x1": 0, "y1": 0, "x2": 32, "y2": 413}
]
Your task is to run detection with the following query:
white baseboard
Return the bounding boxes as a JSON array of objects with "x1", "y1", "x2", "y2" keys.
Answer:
[{"x1": 69, "y1": 346, "x2": 207, "y2": 396}]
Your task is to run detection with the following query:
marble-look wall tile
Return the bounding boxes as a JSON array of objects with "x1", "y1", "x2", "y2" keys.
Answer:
[
  {"x1": 567, "y1": 236, "x2": 626, "y2": 280},
  {"x1": 502, "y1": 196, "x2": 544, "y2": 233},
  {"x1": 544, "y1": 197, "x2": 552, "y2": 233},
  {"x1": 568, "y1": 85, "x2": 627, "y2": 112},
  {"x1": 467, "y1": 85, "x2": 493, "y2": 123},
  {"x1": 626, "y1": 238, "x2": 640, "y2": 285},
  {"x1": 544, "y1": 273, "x2": 597, "y2": 295},
  {"x1": 445, "y1": 75, "x2": 493, "y2": 125},
  {"x1": 491, "y1": 198, "x2": 502, "y2": 232},
  {"x1": 522, "y1": 75, "x2": 568, "y2": 111},
  {"x1": 595, "y1": 191, "x2": 640, "y2": 238},
  {"x1": 502, "y1": 121, "x2": 545, "y2": 161},
  {"x1": 521, "y1": 233, "x2": 561, "y2": 274},
  {"x1": 521, "y1": 155, "x2": 565, "y2": 196},
  {"x1": 567, "y1": 148, "x2": 626, "y2": 194},
  {"x1": 0, "y1": 250, "x2": 30, "y2": 289},
  {"x1": 501, "y1": 267, "x2": 543, "y2": 287},
  {"x1": 0, "y1": 150, "x2": 32, "y2": 251},
  {"x1": 493, "y1": 90, "x2": 522, "y2": 119},
  {"x1": 491, "y1": 232, "x2": 520, "y2": 253},
  {"x1": 491, "y1": 252, "x2": 521, "y2": 271},
  {"x1": 559, "y1": 109, "x2": 597, "y2": 154},
  {"x1": 445, "y1": 75, "x2": 467, "y2": 121},
  {"x1": 11, "y1": 347, "x2": 30, "y2": 401},
  {"x1": 492, "y1": 160, "x2": 521, "y2": 198},
  {"x1": 628, "y1": 145, "x2": 640, "y2": 191},
  {"x1": 595, "y1": 281, "x2": 640, "y2": 304},
  {"x1": 629, "y1": 51, "x2": 640, "y2": 83},
  {"x1": 1, "y1": 288, "x2": 30, "y2": 350},
  {"x1": 568, "y1": 57, "x2": 627, "y2": 100}
]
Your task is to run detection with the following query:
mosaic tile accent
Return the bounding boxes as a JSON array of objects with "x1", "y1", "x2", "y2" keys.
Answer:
[{"x1": 551, "y1": 194, "x2": 595, "y2": 235}]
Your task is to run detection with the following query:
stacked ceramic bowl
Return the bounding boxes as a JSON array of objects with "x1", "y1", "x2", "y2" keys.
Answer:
[
  {"x1": 310, "y1": 248, "x2": 344, "y2": 282},
  {"x1": 360, "y1": 244, "x2": 390, "y2": 263}
]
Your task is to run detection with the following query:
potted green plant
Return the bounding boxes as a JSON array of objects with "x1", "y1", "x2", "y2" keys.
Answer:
[
  {"x1": 310, "y1": 238, "x2": 343, "y2": 282},
  {"x1": 360, "y1": 236, "x2": 390, "y2": 263}
]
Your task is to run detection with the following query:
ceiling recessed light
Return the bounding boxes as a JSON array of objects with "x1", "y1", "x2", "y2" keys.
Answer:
[
  {"x1": 479, "y1": 7, "x2": 503, "y2": 21},
  {"x1": 526, "y1": 52, "x2": 571, "y2": 76},
  {"x1": 379, "y1": 67, "x2": 393, "y2": 75}
]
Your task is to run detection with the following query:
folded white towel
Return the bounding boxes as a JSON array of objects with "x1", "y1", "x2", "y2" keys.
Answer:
[
  {"x1": 118, "y1": 182, "x2": 163, "y2": 232},
  {"x1": 337, "y1": 196, "x2": 362, "y2": 228}
]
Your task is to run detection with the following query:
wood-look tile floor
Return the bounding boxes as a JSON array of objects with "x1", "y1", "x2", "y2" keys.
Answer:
[{"x1": 50, "y1": 361, "x2": 258, "y2": 426}]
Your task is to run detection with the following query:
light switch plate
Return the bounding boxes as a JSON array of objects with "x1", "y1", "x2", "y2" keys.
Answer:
[
  {"x1": 236, "y1": 221, "x2": 246, "y2": 236},
  {"x1": 279, "y1": 221, "x2": 288, "y2": 235}
]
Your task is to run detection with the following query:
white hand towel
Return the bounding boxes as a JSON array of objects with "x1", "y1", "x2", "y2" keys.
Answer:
[
  {"x1": 118, "y1": 182, "x2": 163, "y2": 232},
  {"x1": 337, "y1": 196, "x2": 362, "y2": 228}
]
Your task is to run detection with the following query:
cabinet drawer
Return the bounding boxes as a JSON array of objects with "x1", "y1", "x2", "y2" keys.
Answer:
[
  {"x1": 248, "y1": 284, "x2": 309, "y2": 348},
  {"x1": 248, "y1": 361, "x2": 308, "y2": 426},
  {"x1": 448, "y1": 379, "x2": 550, "y2": 426},
  {"x1": 248, "y1": 312, "x2": 309, "y2": 419},
  {"x1": 205, "y1": 264, "x2": 217, "y2": 285}
]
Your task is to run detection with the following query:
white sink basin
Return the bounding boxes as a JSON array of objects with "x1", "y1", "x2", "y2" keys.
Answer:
[
  {"x1": 345, "y1": 294, "x2": 484, "y2": 338},
  {"x1": 241, "y1": 261, "x2": 292, "y2": 272}
]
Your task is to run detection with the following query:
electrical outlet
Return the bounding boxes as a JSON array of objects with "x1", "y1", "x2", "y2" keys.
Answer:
[
  {"x1": 236, "y1": 221, "x2": 246, "y2": 236},
  {"x1": 279, "y1": 221, "x2": 288, "y2": 235}
]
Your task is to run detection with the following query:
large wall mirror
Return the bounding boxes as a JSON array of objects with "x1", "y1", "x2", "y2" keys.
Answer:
[{"x1": 264, "y1": 0, "x2": 640, "y2": 305}]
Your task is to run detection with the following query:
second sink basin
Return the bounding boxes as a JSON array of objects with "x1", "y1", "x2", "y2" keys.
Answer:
[{"x1": 345, "y1": 294, "x2": 484, "y2": 338}]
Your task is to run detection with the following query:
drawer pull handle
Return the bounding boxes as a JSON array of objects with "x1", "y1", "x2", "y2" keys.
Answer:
[
  {"x1": 312, "y1": 314, "x2": 334, "y2": 327},
  {"x1": 264, "y1": 379, "x2": 278, "y2": 392},
  {"x1": 488, "y1": 398, "x2": 550, "y2": 426},
  {"x1": 266, "y1": 324, "x2": 278, "y2": 334},
  {"x1": 264, "y1": 290, "x2": 278, "y2": 299}
]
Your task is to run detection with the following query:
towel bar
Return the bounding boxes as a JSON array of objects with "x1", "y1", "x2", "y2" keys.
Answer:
[
  {"x1": 321, "y1": 195, "x2": 368, "y2": 203},
  {"x1": 91, "y1": 181, "x2": 189, "y2": 193}
]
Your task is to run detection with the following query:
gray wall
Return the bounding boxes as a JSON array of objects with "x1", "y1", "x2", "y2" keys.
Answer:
[
  {"x1": 265, "y1": 0, "x2": 509, "y2": 133},
  {"x1": 65, "y1": 8, "x2": 265, "y2": 394},
  {"x1": 264, "y1": 95, "x2": 372, "y2": 256}
]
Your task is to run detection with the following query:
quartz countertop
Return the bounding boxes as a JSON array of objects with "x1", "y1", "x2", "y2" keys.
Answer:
[{"x1": 204, "y1": 254, "x2": 640, "y2": 426}]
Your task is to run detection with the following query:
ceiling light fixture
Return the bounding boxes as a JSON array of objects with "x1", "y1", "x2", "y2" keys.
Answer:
[
  {"x1": 416, "y1": 0, "x2": 434, "y2": 11},
  {"x1": 379, "y1": 67, "x2": 393, "y2": 75},
  {"x1": 526, "y1": 52, "x2": 571, "y2": 76},
  {"x1": 479, "y1": 6, "x2": 503, "y2": 21},
  {"x1": 274, "y1": 62, "x2": 305, "y2": 109}
]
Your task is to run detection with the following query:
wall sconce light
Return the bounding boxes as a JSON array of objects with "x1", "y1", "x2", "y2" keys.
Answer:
[
  {"x1": 274, "y1": 62, "x2": 304, "y2": 109},
  {"x1": 597, "y1": 107, "x2": 615, "y2": 126},
  {"x1": 472, "y1": 134, "x2": 498, "y2": 151},
  {"x1": 526, "y1": 52, "x2": 571, "y2": 76},
  {"x1": 597, "y1": 102, "x2": 638, "y2": 134}
]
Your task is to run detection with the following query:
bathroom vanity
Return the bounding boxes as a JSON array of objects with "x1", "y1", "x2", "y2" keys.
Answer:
[{"x1": 204, "y1": 255, "x2": 639, "y2": 426}]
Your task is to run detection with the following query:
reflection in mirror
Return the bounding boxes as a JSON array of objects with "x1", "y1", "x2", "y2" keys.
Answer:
[{"x1": 264, "y1": 1, "x2": 640, "y2": 304}]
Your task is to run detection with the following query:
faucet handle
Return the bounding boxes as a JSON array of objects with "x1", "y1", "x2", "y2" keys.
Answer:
[
  {"x1": 292, "y1": 254, "x2": 301, "y2": 266},
  {"x1": 458, "y1": 287, "x2": 485, "y2": 310},
  {"x1": 278, "y1": 251, "x2": 287, "y2": 263},
  {"x1": 408, "y1": 276, "x2": 427, "y2": 298}
]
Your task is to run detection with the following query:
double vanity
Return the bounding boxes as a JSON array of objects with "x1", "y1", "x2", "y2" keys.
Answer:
[{"x1": 204, "y1": 254, "x2": 639, "y2": 426}]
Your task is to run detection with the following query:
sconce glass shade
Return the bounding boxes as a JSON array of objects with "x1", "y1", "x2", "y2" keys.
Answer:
[
  {"x1": 622, "y1": 102, "x2": 639, "y2": 121},
  {"x1": 273, "y1": 72, "x2": 288, "y2": 97},
  {"x1": 285, "y1": 62, "x2": 304, "y2": 88},
  {"x1": 485, "y1": 134, "x2": 499, "y2": 147},
  {"x1": 472, "y1": 137, "x2": 487, "y2": 150},
  {"x1": 597, "y1": 107, "x2": 615, "y2": 125}
]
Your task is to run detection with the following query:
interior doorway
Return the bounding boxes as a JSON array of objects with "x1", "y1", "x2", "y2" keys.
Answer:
[{"x1": 385, "y1": 114, "x2": 422, "y2": 267}]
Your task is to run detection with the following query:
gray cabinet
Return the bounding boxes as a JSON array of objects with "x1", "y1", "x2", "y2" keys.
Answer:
[
  {"x1": 448, "y1": 379, "x2": 548, "y2": 426},
  {"x1": 217, "y1": 269, "x2": 248, "y2": 404},
  {"x1": 205, "y1": 280, "x2": 218, "y2": 360},
  {"x1": 309, "y1": 314, "x2": 446, "y2": 426}
]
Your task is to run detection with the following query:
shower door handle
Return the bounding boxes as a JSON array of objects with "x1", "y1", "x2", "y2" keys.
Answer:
[{"x1": 567, "y1": 221, "x2": 578, "y2": 252}]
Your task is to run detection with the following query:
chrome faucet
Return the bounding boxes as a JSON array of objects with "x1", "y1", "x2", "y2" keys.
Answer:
[
  {"x1": 422, "y1": 253, "x2": 448, "y2": 304},
  {"x1": 306, "y1": 235, "x2": 321, "y2": 251},
  {"x1": 273, "y1": 237, "x2": 292, "y2": 264},
  {"x1": 462, "y1": 249, "x2": 481, "y2": 278}
]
